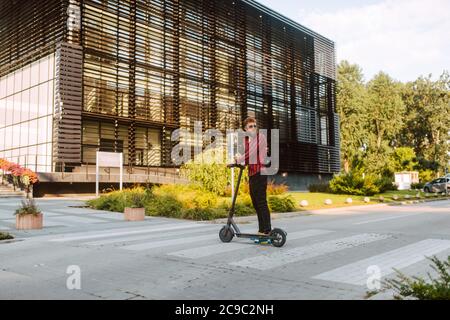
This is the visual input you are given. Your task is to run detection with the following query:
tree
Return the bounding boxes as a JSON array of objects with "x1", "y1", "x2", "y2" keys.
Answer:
[
  {"x1": 400, "y1": 72, "x2": 450, "y2": 175},
  {"x1": 391, "y1": 147, "x2": 418, "y2": 172},
  {"x1": 364, "y1": 72, "x2": 406, "y2": 175},
  {"x1": 336, "y1": 61, "x2": 368, "y2": 173}
]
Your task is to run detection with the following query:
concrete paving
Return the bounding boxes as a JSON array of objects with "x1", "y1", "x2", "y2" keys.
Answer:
[{"x1": 0, "y1": 197, "x2": 449, "y2": 300}]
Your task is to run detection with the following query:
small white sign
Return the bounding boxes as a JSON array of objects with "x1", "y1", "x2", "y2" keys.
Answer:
[
  {"x1": 96, "y1": 151, "x2": 123, "y2": 196},
  {"x1": 97, "y1": 151, "x2": 122, "y2": 168}
]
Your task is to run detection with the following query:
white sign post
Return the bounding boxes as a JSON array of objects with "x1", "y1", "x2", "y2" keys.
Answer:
[
  {"x1": 227, "y1": 132, "x2": 238, "y2": 199},
  {"x1": 96, "y1": 151, "x2": 123, "y2": 197}
]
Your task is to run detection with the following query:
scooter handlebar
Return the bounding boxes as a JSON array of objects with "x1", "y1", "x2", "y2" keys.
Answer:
[{"x1": 227, "y1": 163, "x2": 245, "y2": 169}]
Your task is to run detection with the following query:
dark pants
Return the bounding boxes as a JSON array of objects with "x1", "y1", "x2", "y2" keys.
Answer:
[{"x1": 249, "y1": 173, "x2": 271, "y2": 233}]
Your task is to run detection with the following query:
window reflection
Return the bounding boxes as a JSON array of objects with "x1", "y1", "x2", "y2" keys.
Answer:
[{"x1": 0, "y1": 54, "x2": 55, "y2": 172}]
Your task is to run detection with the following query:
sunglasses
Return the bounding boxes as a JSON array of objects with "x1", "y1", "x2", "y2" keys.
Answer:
[{"x1": 247, "y1": 124, "x2": 257, "y2": 129}]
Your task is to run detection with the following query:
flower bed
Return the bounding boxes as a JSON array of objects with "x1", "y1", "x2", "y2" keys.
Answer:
[{"x1": 0, "y1": 158, "x2": 39, "y2": 197}]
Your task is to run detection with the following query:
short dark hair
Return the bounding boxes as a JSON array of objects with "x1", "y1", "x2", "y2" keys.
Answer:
[{"x1": 243, "y1": 116, "x2": 256, "y2": 128}]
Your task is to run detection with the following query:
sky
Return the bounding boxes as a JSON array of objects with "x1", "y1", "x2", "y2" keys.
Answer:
[{"x1": 257, "y1": 0, "x2": 450, "y2": 83}]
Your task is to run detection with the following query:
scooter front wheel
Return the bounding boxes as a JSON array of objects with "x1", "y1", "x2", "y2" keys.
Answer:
[
  {"x1": 219, "y1": 226, "x2": 234, "y2": 243},
  {"x1": 270, "y1": 228, "x2": 287, "y2": 247}
]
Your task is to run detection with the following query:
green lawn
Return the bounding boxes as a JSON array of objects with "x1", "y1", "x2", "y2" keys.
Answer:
[{"x1": 286, "y1": 190, "x2": 448, "y2": 211}]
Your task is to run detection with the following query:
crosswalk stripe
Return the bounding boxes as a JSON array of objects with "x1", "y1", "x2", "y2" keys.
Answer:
[
  {"x1": 353, "y1": 213, "x2": 421, "y2": 225},
  {"x1": 49, "y1": 215, "x2": 108, "y2": 225},
  {"x1": 312, "y1": 239, "x2": 450, "y2": 285},
  {"x1": 50, "y1": 223, "x2": 209, "y2": 242},
  {"x1": 168, "y1": 229, "x2": 334, "y2": 259},
  {"x1": 229, "y1": 233, "x2": 390, "y2": 270},
  {"x1": 122, "y1": 234, "x2": 216, "y2": 251},
  {"x1": 84, "y1": 225, "x2": 219, "y2": 246}
]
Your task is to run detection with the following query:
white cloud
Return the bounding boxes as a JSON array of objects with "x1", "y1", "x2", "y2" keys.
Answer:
[{"x1": 299, "y1": 0, "x2": 450, "y2": 82}]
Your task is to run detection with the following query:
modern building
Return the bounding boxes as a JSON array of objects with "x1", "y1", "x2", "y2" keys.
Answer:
[{"x1": 0, "y1": 0, "x2": 339, "y2": 194}]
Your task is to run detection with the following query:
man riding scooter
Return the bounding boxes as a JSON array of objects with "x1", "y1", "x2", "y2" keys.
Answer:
[{"x1": 233, "y1": 117, "x2": 272, "y2": 237}]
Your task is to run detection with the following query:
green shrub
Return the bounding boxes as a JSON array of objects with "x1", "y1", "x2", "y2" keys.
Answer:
[
  {"x1": 152, "y1": 184, "x2": 218, "y2": 210},
  {"x1": 14, "y1": 199, "x2": 41, "y2": 216},
  {"x1": 419, "y1": 169, "x2": 436, "y2": 183},
  {"x1": 376, "y1": 176, "x2": 397, "y2": 193},
  {"x1": 411, "y1": 182, "x2": 425, "y2": 190},
  {"x1": 329, "y1": 171, "x2": 380, "y2": 196},
  {"x1": 267, "y1": 181, "x2": 289, "y2": 195},
  {"x1": 180, "y1": 148, "x2": 248, "y2": 196},
  {"x1": 0, "y1": 232, "x2": 14, "y2": 241},
  {"x1": 308, "y1": 183, "x2": 331, "y2": 193},
  {"x1": 219, "y1": 195, "x2": 255, "y2": 217},
  {"x1": 145, "y1": 195, "x2": 183, "y2": 218},
  {"x1": 383, "y1": 256, "x2": 450, "y2": 300},
  {"x1": 87, "y1": 187, "x2": 150, "y2": 212},
  {"x1": 268, "y1": 195, "x2": 296, "y2": 213}
]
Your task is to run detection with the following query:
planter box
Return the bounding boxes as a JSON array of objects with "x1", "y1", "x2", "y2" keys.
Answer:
[
  {"x1": 124, "y1": 207, "x2": 145, "y2": 221},
  {"x1": 16, "y1": 213, "x2": 43, "y2": 230}
]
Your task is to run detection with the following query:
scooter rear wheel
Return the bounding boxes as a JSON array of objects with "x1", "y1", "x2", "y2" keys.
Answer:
[
  {"x1": 270, "y1": 228, "x2": 287, "y2": 247},
  {"x1": 219, "y1": 226, "x2": 234, "y2": 243}
]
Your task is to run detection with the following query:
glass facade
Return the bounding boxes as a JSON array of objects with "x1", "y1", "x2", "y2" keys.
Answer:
[
  {"x1": 0, "y1": 0, "x2": 340, "y2": 175},
  {"x1": 0, "y1": 54, "x2": 55, "y2": 172}
]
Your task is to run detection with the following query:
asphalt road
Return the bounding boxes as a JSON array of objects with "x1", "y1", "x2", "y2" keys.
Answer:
[{"x1": 1, "y1": 198, "x2": 449, "y2": 300}]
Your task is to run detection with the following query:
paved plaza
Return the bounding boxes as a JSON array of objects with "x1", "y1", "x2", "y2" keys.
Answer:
[{"x1": 1, "y1": 198, "x2": 449, "y2": 299}]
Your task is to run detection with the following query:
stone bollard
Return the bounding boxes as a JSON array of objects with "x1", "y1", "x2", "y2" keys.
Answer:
[
  {"x1": 345, "y1": 198, "x2": 353, "y2": 204},
  {"x1": 324, "y1": 199, "x2": 333, "y2": 205},
  {"x1": 300, "y1": 200, "x2": 309, "y2": 207},
  {"x1": 364, "y1": 197, "x2": 370, "y2": 203},
  {"x1": 392, "y1": 195, "x2": 399, "y2": 201},
  {"x1": 378, "y1": 196, "x2": 385, "y2": 202}
]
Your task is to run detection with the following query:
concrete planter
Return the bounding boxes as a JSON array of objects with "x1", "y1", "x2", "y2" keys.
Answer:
[
  {"x1": 16, "y1": 213, "x2": 43, "y2": 230},
  {"x1": 124, "y1": 207, "x2": 145, "y2": 221}
]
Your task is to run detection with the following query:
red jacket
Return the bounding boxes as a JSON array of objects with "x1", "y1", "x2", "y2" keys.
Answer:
[{"x1": 236, "y1": 132, "x2": 267, "y2": 176}]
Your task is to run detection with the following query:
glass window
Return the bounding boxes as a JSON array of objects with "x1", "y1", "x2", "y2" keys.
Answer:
[
  {"x1": 20, "y1": 90, "x2": 30, "y2": 122},
  {"x1": 0, "y1": 128, "x2": 4, "y2": 150},
  {"x1": 38, "y1": 117, "x2": 47, "y2": 144},
  {"x1": 47, "y1": 80, "x2": 54, "y2": 115},
  {"x1": 48, "y1": 55, "x2": 55, "y2": 80},
  {"x1": 4, "y1": 126, "x2": 12, "y2": 150},
  {"x1": 39, "y1": 57, "x2": 49, "y2": 83},
  {"x1": 47, "y1": 116, "x2": 52, "y2": 141},
  {"x1": 28, "y1": 119, "x2": 38, "y2": 145},
  {"x1": 29, "y1": 86, "x2": 39, "y2": 119},
  {"x1": 14, "y1": 70, "x2": 22, "y2": 93},
  {"x1": 6, "y1": 73, "x2": 14, "y2": 96},
  {"x1": 13, "y1": 93, "x2": 21, "y2": 124},
  {"x1": 38, "y1": 83, "x2": 48, "y2": 117},
  {"x1": 320, "y1": 116, "x2": 328, "y2": 146},
  {"x1": 0, "y1": 76, "x2": 6, "y2": 98},
  {"x1": 22, "y1": 65, "x2": 31, "y2": 90},
  {"x1": 5, "y1": 96, "x2": 13, "y2": 126},
  {"x1": 0, "y1": 99, "x2": 5, "y2": 127},
  {"x1": 30, "y1": 61, "x2": 40, "y2": 87},
  {"x1": 20, "y1": 122, "x2": 28, "y2": 147}
]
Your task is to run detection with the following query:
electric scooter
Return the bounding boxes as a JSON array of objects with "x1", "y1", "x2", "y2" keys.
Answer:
[{"x1": 219, "y1": 164, "x2": 287, "y2": 247}]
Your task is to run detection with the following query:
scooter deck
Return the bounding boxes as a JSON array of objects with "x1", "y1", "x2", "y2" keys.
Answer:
[{"x1": 251, "y1": 238, "x2": 272, "y2": 244}]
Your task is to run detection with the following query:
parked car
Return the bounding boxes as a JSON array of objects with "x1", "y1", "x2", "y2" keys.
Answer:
[{"x1": 423, "y1": 177, "x2": 450, "y2": 193}]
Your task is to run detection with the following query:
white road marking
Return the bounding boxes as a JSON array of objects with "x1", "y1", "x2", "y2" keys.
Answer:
[
  {"x1": 229, "y1": 233, "x2": 390, "y2": 270},
  {"x1": 49, "y1": 215, "x2": 107, "y2": 225},
  {"x1": 84, "y1": 226, "x2": 219, "y2": 246},
  {"x1": 50, "y1": 223, "x2": 209, "y2": 242},
  {"x1": 313, "y1": 239, "x2": 450, "y2": 285},
  {"x1": 123, "y1": 234, "x2": 216, "y2": 251},
  {"x1": 353, "y1": 213, "x2": 422, "y2": 225},
  {"x1": 168, "y1": 229, "x2": 334, "y2": 259}
]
